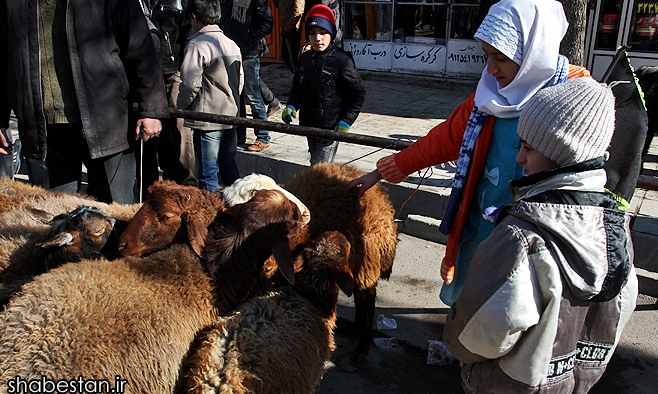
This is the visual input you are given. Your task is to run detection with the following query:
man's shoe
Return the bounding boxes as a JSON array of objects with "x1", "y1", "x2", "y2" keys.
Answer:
[
  {"x1": 247, "y1": 140, "x2": 270, "y2": 152},
  {"x1": 267, "y1": 99, "x2": 282, "y2": 117}
]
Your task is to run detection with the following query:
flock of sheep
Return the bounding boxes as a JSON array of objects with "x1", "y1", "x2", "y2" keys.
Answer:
[{"x1": 0, "y1": 162, "x2": 399, "y2": 393}]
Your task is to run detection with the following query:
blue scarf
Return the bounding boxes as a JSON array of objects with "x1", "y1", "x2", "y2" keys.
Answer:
[{"x1": 438, "y1": 55, "x2": 570, "y2": 235}]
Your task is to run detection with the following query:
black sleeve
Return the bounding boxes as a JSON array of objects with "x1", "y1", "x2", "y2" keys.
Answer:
[
  {"x1": 0, "y1": 0, "x2": 11, "y2": 128},
  {"x1": 337, "y1": 53, "x2": 366, "y2": 125},
  {"x1": 117, "y1": 0, "x2": 169, "y2": 118},
  {"x1": 246, "y1": 0, "x2": 273, "y2": 46}
]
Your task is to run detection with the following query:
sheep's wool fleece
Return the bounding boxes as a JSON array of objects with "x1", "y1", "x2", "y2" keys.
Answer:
[{"x1": 517, "y1": 77, "x2": 615, "y2": 166}]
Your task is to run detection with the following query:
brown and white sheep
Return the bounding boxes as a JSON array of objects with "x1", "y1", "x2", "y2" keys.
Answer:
[
  {"x1": 204, "y1": 188, "x2": 310, "y2": 310},
  {"x1": 177, "y1": 231, "x2": 354, "y2": 394},
  {"x1": 117, "y1": 175, "x2": 310, "y2": 258},
  {"x1": 283, "y1": 162, "x2": 399, "y2": 359},
  {"x1": 0, "y1": 189, "x2": 308, "y2": 393}
]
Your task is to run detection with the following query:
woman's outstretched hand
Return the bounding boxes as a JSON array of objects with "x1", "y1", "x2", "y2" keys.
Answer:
[{"x1": 346, "y1": 170, "x2": 383, "y2": 197}]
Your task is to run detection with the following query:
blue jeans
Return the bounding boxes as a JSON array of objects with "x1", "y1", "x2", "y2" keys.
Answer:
[
  {"x1": 307, "y1": 137, "x2": 339, "y2": 165},
  {"x1": 193, "y1": 128, "x2": 240, "y2": 191},
  {"x1": 242, "y1": 57, "x2": 270, "y2": 143}
]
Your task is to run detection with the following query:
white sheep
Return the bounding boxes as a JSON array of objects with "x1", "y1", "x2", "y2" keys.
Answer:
[
  {"x1": 0, "y1": 178, "x2": 139, "y2": 272},
  {"x1": 0, "y1": 205, "x2": 119, "y2": 306}
]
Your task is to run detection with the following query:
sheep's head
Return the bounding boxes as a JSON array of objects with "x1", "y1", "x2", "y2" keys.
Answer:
[
  {"x1": 222, "y1": 173, "x2": 311, "y2": 225},
  {"x1": 205, "y1": 188, "x2": 309, "y2": 287},
  {"x1": 36, "y1": 206, "x2": 116, "y2": 268},
  {"x1": 298, "y1": 231, "x2": 354, "y2": 297},
  {"x1": 117, "y1": 181, "x2": 224, "y2": 257}
]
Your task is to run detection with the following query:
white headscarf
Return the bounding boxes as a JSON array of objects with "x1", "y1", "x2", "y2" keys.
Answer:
[{"x1": 473, "y1": 0, "x2": 568, "y2": 118}]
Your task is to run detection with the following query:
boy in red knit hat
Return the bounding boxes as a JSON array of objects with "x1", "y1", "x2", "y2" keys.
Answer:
[{"x1": 282, "y1": 4, "x2": 366, "y2": 165}]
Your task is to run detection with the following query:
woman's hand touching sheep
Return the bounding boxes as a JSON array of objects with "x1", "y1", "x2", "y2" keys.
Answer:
[{"x1": 346, "y1": 170, "x2": 383, "y2": 197}]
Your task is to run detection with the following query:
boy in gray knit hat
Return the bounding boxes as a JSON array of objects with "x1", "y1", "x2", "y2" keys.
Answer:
[{"x1": 444, "y1": 77, "x2": 638, "y2": 393}]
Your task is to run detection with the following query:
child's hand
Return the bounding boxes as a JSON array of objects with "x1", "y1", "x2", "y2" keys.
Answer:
[
  {"x1": 282, "y1": 105, "x2": 297, "y2": 124},
  {"x1": 335, "y1": 120, "x2": 351, "y2": 133}
]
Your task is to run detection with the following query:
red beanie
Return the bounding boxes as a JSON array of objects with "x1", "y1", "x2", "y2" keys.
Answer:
[{"x1": 305, "y1": 4, "x2": 336, "y2": 39}]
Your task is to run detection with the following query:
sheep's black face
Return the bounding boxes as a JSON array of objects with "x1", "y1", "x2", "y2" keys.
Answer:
[{"x1": 38, "y1": 206, "x2": 116, "y2": 268}]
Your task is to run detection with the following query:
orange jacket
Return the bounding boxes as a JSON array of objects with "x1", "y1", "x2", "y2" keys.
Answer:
[{"x1": 377, "y1": 65, "x2": 591, "y2": 284}]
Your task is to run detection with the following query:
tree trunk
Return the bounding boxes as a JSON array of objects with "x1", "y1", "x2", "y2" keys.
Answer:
[{"x1": 559, "y1": 0, "x2": 589, "y2": 66}]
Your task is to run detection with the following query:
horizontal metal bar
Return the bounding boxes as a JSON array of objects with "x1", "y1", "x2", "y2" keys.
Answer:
[{"x1": 169, "y1": 108, "x2": 413, "y2": 151}]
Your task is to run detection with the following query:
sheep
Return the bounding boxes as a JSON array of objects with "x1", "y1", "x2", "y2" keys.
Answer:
[
  {"x1": 0, "y1": 244, "x2": 218, "y2": 393},
  {"x1": 0, "y1": 205, "x2": 120, "y2": 306},
  {"x1": 176, "y1": 231, "x2": 354, "y2": 394},
  {"x1": 0, "y1": 178, "x2": 140, "y2": 274},
  {"x1": 203, "y1": 188, "x2": 310, "y2": 311},
  {"x1": 36, "y1": 205, "x2": 118, "y2": 269},
  {"x1": 0, "y1": 178, "x2": 138, "y2": 307},
  {"x1": 117, "y1": 175, "x2": 310, "y2": 258},
  {"x1": 283, "y1": 162, "x2": 399, "y2": 359},
  {"x1": 0, "y1": 189, "x2": 307, "y2": 393},
  {"x1": 117, "y1": 180, "x2": 224, "y2": 257}
]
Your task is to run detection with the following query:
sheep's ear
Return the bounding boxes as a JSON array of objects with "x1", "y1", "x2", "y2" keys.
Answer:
[
  {"x1": 336, "y1": 272, "x2": 354, "y2": 297},
  {"x1": 184, "y1": 214, "x2": 209, "y2": 258},
  {"x1": 25, "y1": 206, "x2": 55, "y2": 224},
  {"x1": 272, "y1": 242, "x2": 295, "y2": 285},
  {"x1": 36, "y1": 232, "x2": 74, "y2": 249}
]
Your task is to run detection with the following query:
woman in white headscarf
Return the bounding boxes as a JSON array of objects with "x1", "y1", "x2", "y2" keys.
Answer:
[{"x1": 348, "y1": 0, "x2": 591, "y2": 305}]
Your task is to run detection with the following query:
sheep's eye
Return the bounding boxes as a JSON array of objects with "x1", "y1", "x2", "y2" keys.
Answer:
[{"x1": 158, "y1": 213, "x2": 175, "y2": 222}]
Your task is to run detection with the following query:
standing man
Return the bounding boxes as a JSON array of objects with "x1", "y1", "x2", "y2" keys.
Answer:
[
  {"x1": 0, "y1": 0, "x2": 168, "y2": 204},
  {"x1": 178, "y1": 0, "x2": 243, "y2": 191},
  {"x1": 140, "y1": 0, "x2": 198, "y2": 195},
  {"x1": 273, "y1": 0, "x2": 304, "y2": 74},
  {"x1": 219, "y1": 0, "x2": 274, "y2": 152}
]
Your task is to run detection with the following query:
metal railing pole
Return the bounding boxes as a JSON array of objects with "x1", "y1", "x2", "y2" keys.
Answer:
[{"x1": 169, "y1": 108, "x2": 413, "y2": 151}]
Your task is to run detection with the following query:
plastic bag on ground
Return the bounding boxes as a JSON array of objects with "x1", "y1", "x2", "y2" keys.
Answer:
[
  {"x1": 427, "y1": 340, "x2": 454, "y2": 366},
  {"x1": 376, "y1": 314, "x2": 397, "y2": 330}
]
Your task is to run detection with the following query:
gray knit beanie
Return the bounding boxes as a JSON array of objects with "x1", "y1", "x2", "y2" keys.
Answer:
[{"x1": 517, "y1": 77, "x2": 616, "y2": 166}]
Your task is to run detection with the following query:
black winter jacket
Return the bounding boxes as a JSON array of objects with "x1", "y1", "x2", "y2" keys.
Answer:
[
  {"x1": 287, "y1": 44, "x2": 366, "y2": 129},
  {"x1": 0, "y1": 0, "x2": 169, "y2": 160},
  {"x1": 219, "y1": 0, "x2": 273, "y2": 59},
  {"x1": 150, "y1": 0, "x2": 189, "y2": 75}
]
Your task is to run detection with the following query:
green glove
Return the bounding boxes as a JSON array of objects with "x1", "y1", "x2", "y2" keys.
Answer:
[
  {"x1": 282, "y1": 105, "x2": 297, "y2": 124},
  {"x1": 335, "y1": 120, "x2": 351, "y2": 133}
]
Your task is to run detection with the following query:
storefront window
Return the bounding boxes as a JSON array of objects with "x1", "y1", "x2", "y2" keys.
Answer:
[
  {"x1": 449, "y1": 3, "x2": 482, "y2": 39},
  {"x1": 344, "y1": 0, "x2": 484, "y2": 44},
  {"x1": 596, "y1": 0, "x2": 623, "y2": 49},
  {"x1": 394, "y1": 1, "x2": 448, "y2": 44},
  {"x1": 628, "y1": 1, "x2": 658, "y2": 51},
  {"x1": 345, "y1": 2, "x2": 393, "y2": 41}
]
